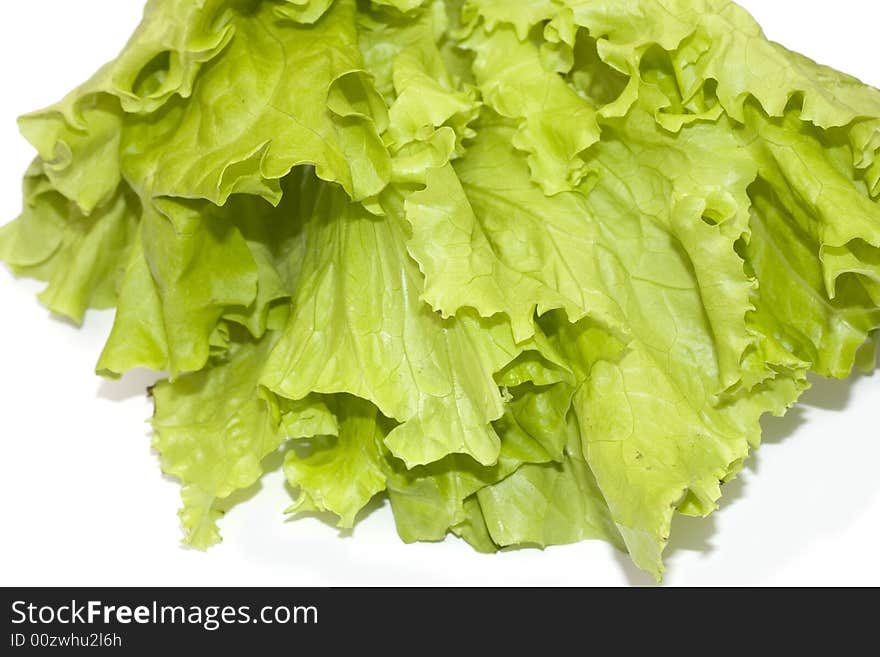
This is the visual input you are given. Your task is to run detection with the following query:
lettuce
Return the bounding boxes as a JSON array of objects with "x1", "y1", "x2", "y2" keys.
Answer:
[{"x1": 2, "y1": 0, "x2": 878, "y2": 581}]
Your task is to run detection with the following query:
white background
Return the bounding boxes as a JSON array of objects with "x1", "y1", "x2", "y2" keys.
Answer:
[{"x1": 0, "y1": 1, "x2": 878, "y2": 587}]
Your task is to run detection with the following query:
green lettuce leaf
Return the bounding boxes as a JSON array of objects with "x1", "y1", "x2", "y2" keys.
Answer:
[
  {"x1": 260, "y1": 179, "x2": 520, "y2": 468},
  {"x1": 120, "y1": 0, "x2": 389, "y2": 206},
  {"x1": 284, "y1": 395, "x2": 390, "y2": 527},
  {"x1": 152, "y1": 332, "x2": 285, "y2": 548}
]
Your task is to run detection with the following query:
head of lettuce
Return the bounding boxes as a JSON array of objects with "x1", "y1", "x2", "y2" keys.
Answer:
[{"x1": 1, "y1": 0, "x2": 878, "y2": 581}]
